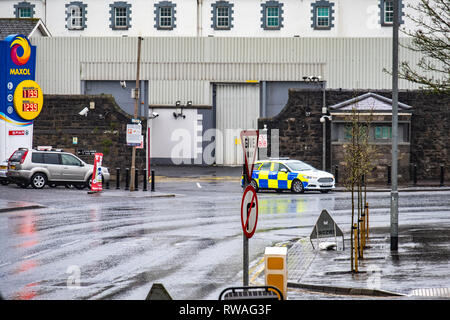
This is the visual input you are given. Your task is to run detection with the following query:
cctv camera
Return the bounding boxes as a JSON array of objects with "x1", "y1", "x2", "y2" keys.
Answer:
[
  {"x1": 120, "y1": 81, "x2": 126, "y2": 89},
  {"x1": 151, "y1": 111, "x2": 159, "y2": 118},
  {"x1": 320, "y1": 116, "x2": 325, "y2": 123},
  {"x1": 79, "y1": 107, "x2": 89, "y2": 117}
]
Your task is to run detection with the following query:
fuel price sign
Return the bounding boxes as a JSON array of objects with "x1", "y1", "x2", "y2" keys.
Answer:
[{"x1": 13, "y1": 80, "x2": 43, "y2": 120}]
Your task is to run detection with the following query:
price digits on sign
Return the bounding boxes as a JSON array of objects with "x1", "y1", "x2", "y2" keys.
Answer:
[
  {"x1": 22, "y1": 88, "x2": 39, "y2": 98},
  {"x1": 22, "y1": 103, "x2": 38, "y2": 112}
]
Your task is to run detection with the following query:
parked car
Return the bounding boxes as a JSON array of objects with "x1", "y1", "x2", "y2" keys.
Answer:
[
  {"x1": 7, "y1": 148, "x2": 110, "y2": 189},
  {"x1": 241, "y1": 159, "x2": 335, "y2": 193},
  {"x1": 0, "y1": 159, "x2": 10, "y2": 185}
]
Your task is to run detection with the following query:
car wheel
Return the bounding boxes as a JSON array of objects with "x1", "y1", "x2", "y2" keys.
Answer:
[
  {"x1": 250, "y1": 179, "x2": 259, "y2": 192},
  {"x1": 1, "y1": 180, "x2": 10, "y2": 185},
  {"x1": 31, "y1": 173, "x2": 47, "y2": 189},
  {"x1": 291, "y1": 179, "x2": 304, "y2": 194}
]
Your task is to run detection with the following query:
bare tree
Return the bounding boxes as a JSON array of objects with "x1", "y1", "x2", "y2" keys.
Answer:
[{"x1": 399, "y1": 0, "x2": 450, "y2": 93}]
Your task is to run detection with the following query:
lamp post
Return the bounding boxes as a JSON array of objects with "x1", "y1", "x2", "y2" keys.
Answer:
[
  {"x1": 130, "y1": 36, "x2": 143, "y2": 192},
  {"x1": 390, "y1": 0, "x2": 399, "y2": 251},
  {"x1": 320, "y1": 115, "x2": 332, "y2": 171}
]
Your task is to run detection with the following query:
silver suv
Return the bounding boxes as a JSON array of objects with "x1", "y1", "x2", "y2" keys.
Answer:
[{"x1": 7, "y1": 148, "x2": 110, "y2": 189}]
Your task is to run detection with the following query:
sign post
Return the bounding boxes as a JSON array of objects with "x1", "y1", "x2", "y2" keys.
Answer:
[{"x1": 240, "y1": 130, "x2": 259, "y2": 286}]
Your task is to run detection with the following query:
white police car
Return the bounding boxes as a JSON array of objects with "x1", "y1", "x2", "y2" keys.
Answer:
[{"x1": 242, "y1": 159, "x2": 335, "y2": 193}]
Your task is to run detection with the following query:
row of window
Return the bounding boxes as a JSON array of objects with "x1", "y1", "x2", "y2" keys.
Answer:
[
  {"x1": 344, "y1": 126, "x2": 393, "y2": 140},
  {"x1": 14, "y1": 0, "x2": 404, "y2": 31}
]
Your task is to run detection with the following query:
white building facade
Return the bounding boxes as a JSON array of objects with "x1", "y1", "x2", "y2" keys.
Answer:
[{"x1": 0, "y1": 0, "x2": 415, "y2": 37}]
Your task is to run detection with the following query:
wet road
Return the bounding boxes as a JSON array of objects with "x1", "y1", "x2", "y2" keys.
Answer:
[{"x1": 0, "y1": 181, "x2": 449, "y2": 300}]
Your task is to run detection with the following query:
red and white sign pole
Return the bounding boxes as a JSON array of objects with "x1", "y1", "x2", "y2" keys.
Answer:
[
  {"x1": 90, "y1": 153, "x2": 103, "y2": 193},
  {"x1": 240, "y1": 130, "x2": 259, "y2": 286}
]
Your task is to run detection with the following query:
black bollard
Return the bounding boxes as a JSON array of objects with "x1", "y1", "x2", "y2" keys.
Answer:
[
  {"x1": 413, "y1": 164, "x2": 417, "y2": 186},
  {"x1": 387, "y1": 165, "x2": 391, "y2": 185},
  {"x1": 335, "y1": 165, "x2": 339, "y2": 185},
  {"x1": 143, "y1": 169, "x2": 147, "y2": 191},
  {"x1": 125, "y1": 168, "x2": 130, "y2": 190},
  {"x1": 135, "y1": 169, "x2": 139, "y2": 191},
  {"x1": 116, "y1": 168, "x2": 120, "y2": 189},
  {"x1": 440, "y1": 165, "x2": 444, "y2": 187},
  {"x1": 151, "y1": 170, "x2": 155, "y2": 191}
]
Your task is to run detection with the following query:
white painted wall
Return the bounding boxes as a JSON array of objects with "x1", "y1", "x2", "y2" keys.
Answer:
[{"x1": 0, "y1": 0, "x2": 421, "y2": 37}]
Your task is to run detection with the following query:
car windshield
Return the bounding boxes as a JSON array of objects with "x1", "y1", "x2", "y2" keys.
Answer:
[{"x1": 286, "y1": 161, "x2": 315, "y2": 171}]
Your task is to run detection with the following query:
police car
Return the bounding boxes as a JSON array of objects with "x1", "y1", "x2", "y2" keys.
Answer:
[{"x1": 241, "y1": 159, "x2": 335, "y2": 193}]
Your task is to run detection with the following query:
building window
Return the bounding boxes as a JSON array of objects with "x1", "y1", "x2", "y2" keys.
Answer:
[
  {"x1": 211, "y1": 1, "x2": 234, "y2": 30},
  {"x1": 154, "y1": 1, "x2": 176, "y2": 30},
  {"x1": 260, "y1": 1, "x2": 284, "y2": 30},
  {"x1": 267, "y1": 7, "x2": 279, "y2": 27},
  {"x1": 379, "y1": 0, "x2": 404, "y2": 26},
  {"x1": 375, "y1": 126, "x2": 392, "y2": 140},
  {"x1": 311, "y1": 1, "x2": 335, "y2": 30},
  {"x1": 66, "y1": 2, "x2": 87, "y2": 30},
  {"x1": 109, "y1": 2, "x2": 132, "y2": 30},
  {"x1": 384, "y1": 0, "x2": 394, "y2": 23},
  {"x1": 115, "y1": 7, "x2": 127, "y2": 27},
  {"x1": 14, "y1": 1, "x2": 35, "y2": 18},
  {"x1": 217, "y1": 7, "x2": 229, "y2": 27},
  {"x1": 317, "y1": 7, "x2": 329, "y2": 27}
]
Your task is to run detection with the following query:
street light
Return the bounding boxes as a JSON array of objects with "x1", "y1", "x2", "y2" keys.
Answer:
[{"x1": 320, "y1": 115, "x2": 332, "y2": 171}]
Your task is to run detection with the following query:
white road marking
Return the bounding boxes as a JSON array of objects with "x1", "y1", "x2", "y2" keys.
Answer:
[
  {"x1": 22, "y1": 249, "x2": 51, "y2": 260},
  {"x1": 196, "y1": 183, "x2": 202, "y2": 188},
  {"x1": 0, "y1": 262, "x2": 11, "y2": 268},
  {"x1": 60, "y1": 240, "x2": 81, "y2": 248}
]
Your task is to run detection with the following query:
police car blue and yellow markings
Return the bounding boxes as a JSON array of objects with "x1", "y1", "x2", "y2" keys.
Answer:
[
  {"x1": 241, "y1": 162, "x2": 309, "y2": 190},
  {"x1": 241, "y1": 160, "x2": 335, "y2": 192}
]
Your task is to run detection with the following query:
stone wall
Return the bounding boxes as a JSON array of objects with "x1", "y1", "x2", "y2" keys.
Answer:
[
  {"x1": 259, "y1": 89, "x2": 449, "y2": 184},
  {"x1": 33, "y1": 95, "x2": 147, "y2": 181}
]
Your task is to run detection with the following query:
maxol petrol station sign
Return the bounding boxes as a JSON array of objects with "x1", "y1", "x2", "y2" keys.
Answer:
[{"x1": 0, "y1": 34, "x2": 43, "y2": 161}]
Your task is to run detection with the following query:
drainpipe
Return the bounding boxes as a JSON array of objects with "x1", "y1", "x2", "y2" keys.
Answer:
[{"x1": 197, "y1": 0, "x2": 203, "y2": 37}]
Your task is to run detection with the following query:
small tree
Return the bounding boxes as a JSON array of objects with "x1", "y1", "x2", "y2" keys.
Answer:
[{"x1": 342, "y1": 103, "x2": 374, "y2": 272}]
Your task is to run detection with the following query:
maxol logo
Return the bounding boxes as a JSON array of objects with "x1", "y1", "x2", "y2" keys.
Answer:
[
  {"x1": 10, "y1": 68, "x2": 30, "y2": 75},
  {"x1": 10, "y1": 36, "x2": 31, "y2": 66}
]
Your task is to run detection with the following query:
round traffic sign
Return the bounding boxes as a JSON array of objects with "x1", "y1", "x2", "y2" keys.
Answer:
[{"x1": 241, "y1": 185, "x2": 258, "y2": 238}]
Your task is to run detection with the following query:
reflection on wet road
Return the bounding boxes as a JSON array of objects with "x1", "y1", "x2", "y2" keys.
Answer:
[{"x1": 0, "y1": 182, "x2": 449, "y2": 300}]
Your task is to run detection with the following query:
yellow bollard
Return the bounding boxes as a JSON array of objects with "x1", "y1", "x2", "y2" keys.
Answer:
[
  {"x1": 353, "y1": 223, "x2": 358, "y2": 273},
  {"x1": 265, "y1": 247, "x2": 287, "y2": 300}
]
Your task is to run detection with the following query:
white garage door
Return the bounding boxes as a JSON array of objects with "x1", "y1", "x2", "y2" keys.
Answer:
[{"x1": 215, "y1": 83, "x2": 260, "y2": 166}]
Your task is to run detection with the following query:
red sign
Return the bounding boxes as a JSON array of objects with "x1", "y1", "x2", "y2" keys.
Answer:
[
  {"x1": 241, "y1": 185, "x2": 259, "y2": 239},
  {"x1": 90, "y1": 153, "x2": 103, "y2": 192},
  {"x1": 9, "y1": 130, "x2": 26, "y2": 136},
  {"x1": 240, "y1": 130, "x2": 259, "y2": 182}
]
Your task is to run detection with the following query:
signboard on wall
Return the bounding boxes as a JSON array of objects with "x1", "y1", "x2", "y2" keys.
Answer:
[{"x1": 0, "y1": 34, "x2": 41, "y2": 162}]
